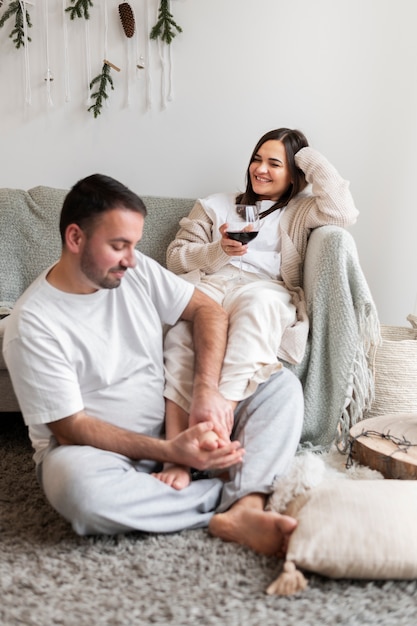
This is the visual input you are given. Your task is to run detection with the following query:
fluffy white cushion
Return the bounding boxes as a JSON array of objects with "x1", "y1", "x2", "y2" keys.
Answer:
[{"x1": 284, "y1": 479, "x2": 417, "y2": 579}]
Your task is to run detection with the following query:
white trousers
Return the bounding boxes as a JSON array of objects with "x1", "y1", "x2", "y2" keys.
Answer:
[
  {"x1": 39, "y1": 368, "x2": 303, "y2": 536},
  {"x1": 164, "y1": 266, "x2": 296, "y2": 412}
]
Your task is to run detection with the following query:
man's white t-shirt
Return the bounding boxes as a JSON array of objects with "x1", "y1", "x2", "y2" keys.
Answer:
[{"x1": 3, "y1": 251, "x2": 194, "y2": 465}]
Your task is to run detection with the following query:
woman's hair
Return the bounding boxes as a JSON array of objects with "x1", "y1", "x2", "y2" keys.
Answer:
[
  {"x1": 59, "y1": 173, "x2": 147, "y2": 243},
  {"x1": 236, "y1": 128, "x2": 309, "y2": 212}
]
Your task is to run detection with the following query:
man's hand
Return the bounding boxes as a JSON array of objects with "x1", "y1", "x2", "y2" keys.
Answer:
[
  {"x1": 180, "y1": 289, "x2": 232, "y2": 442},
  {"x1": 48, "y1": 412, "x2": 243, "y2": 470},
  {"x1": 167, "y1": 422, "x2": 244, "y2": 472},
  {"x1": 189, "y1": 382, "x2": 234, "y2": 444}
]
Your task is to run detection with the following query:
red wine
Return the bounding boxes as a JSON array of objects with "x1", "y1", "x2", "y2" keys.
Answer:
[{"x1": 227, "y1": 231, "x2": 259, "y2": 245}]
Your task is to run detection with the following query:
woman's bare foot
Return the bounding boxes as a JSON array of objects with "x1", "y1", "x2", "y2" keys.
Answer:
[
  {"x1": 152, "y1": 464, "x2": 191, "y2": 490},
  {"x1": 199, "y1": 429, "x2": 220, "y2": 450},
  {"x1": 208, "y1": 495, "x2": 297, "y2": 556}
]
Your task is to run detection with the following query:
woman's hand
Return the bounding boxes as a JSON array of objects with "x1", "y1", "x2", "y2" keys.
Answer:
[{"x1": 219, "y1": 223, "x2": 248, "y2": 257}]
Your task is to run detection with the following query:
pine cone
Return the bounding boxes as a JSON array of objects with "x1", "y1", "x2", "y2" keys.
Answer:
[{"x1": 118, "y1": 3, "x2": 135, "y2": 38}]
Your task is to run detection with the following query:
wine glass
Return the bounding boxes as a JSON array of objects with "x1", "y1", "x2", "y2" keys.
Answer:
[{"x1": 225, "y1": 204, "x2": 260, "y2": 280}]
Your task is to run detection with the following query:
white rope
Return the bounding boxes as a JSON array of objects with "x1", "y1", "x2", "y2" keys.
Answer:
[
  {"x1": 144, "y1": 0, "x2": 153, "y2": 110},
  {"x1": 103, "y1": 0, "x2": 110, "y2": 110},
  {"x1": 157, "y1": 38, "x2": 167, "y2": 109},
  {"x1": 132, "y1": 2, "x2": 143, "y2": 109},
  {"x1": 103, "y1": 0, "x2": 108, "y2": 59},
  {"x1": 19, "y1": 0, "x2": 31, "y2": 107},
  {"x1": 62, "y1": 0, "x2": 71, "y2": 102},
  {"x1": 85, "y1": 19, "x2": 92, "y2": 105},
  {"x1": 122, "y1": 3, "x2": 133, "y2": 110},
  {"x1": 43, "y1": 0, "x2": 53, "y2": 107},
  {"x1": 155, "y1": 0, "x2": 167, "y2": 109},
  {"x1": 167, "y1": 38, "x2": 173, "y2": 102},
  {"x1": 135, "y1": 6, "x2": 143, "y2": 73},
  {"x1": 166, "y1": 0, "x2": 174, "y2": 103},
  {"x1": 157, "y1": 0, "x2": 174, "y2": 108},
  {"x1": 126, "y1": 37, "x2": 134, "y2": 108}
]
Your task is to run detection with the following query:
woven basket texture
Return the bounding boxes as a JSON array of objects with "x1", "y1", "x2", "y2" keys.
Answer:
[{"x1": 365, "y1": 314, "x2": 417, "y2": 418}]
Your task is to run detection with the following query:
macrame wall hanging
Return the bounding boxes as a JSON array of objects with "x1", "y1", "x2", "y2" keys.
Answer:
[
  {"x1": 88, "y1": 0, "x2": 119, "y2": 117},
  {"x1": 119, "y1": 2, "x2": 140, "y2": 109},
  {"x1": 66, "y1": 0, "x2": 94, "y2": 107},
  {"x1": 42, "y1": 0, "x2": 53, "y2": 107},
  {"x1": 0, "y1": 0, "x2": 32, "y2": 48},
  {"x1": 0, "y1": 0, "x2": 33, "y2": 106},
  {"x1": 150, "y1": 0, "x2": 182, "y2": 107},
  {"x1": 0, "y1": 0, "x2": 183, "y2": 116}
]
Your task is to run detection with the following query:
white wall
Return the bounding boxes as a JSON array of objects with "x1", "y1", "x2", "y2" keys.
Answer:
[{"x1": 1, "y1": 0, "x2": 416, "y2": 325}]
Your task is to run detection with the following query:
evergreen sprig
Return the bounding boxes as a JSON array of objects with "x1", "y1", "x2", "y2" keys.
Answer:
[
  {"x1": 88, "y1": 63, "x2": 114, "y2": 118},
  {"x1": 0, "y1": 0, "x2": 32, "y2": 49},
  {"x1": 65, "y1": 0, "x2": 93, "y2": 21},
  {"x1": 150, "y1": 0, "x2": 182, "y2": 45}
]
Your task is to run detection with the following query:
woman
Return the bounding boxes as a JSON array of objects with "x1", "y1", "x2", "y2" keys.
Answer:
[{"x1": 154, "y1": 128, "x2": 358, "y2": 489}]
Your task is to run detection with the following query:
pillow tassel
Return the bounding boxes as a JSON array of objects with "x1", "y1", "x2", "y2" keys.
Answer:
[{"x1": 266, "y1": 561, "x2": 308, "y2": 596}]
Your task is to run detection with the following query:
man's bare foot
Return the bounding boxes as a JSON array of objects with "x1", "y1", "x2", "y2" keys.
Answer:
[
  {"x1": 208, "y1": 499, "x2": 297, "y2": 557},
  {"x1": 152, "y1": 464, "x2": 191, "y2": 490}
]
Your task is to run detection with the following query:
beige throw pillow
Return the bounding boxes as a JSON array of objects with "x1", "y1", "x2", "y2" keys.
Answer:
[{"x1": 284, "y1": 479, "x2": 417, "y2": 579}]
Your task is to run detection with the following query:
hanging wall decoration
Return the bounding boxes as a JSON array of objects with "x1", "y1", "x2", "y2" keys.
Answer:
[
  {"x1": 88, "y1": 61, "x2": 116, "y2": 118},
  {"x1": 0, "y1": 0, "x2": 186, "y2": 113},
  {"x1": 62, "y1": 0, "x2": 71, "y2": 102},
  {"x1": 65, "y1": 0, "x2": 93, "y2": 21},
  {"x1": 65, "y1": 0, "x2": 95, "y2": 105},
  {"x1": 88, "y1": 0, "x2": 120, "y2": 117},
  {"x1": 0, "y1": 0, "x2": 32, "y2": 48},
  {"x1": 150, "y1": 0, "x2": 182, "y2": 45},
  {"x1": 43, "y1": 0, "x2": 54, "y2": 107},
  {"x1": 0, "y1": 1, "x2": 33, "y2": 107},
  {"x1": 118, "y1": 2, "x2": 135, "y2": 38},
  {"x1": 118, "y1": 2, "x2": 136, "y2": 108},
  {"x1": 150, "y1": 0, "x2": 182, "y2": 109},
  {"x1": 143, "y1": 0, "x2": 153, "y2": 110}
]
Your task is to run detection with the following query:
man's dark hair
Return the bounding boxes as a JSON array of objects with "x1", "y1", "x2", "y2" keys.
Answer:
[{"x1": 59, "y1": 174, "x2": 147, "y2": 243}]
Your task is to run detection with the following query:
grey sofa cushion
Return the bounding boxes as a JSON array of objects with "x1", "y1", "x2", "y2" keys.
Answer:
[
  {"x1": 138, "y1": 196, "x2": 195, "y2": 267},
  {"x1": 0, "y1": 186, "x2": 196, "y2": 305},
  {"x1": 0, "y1": 187, "x2": 65, "y2": 304}
]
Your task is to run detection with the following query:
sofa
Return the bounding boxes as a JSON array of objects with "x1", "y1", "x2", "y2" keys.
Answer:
[{"x1": 0, "y1": 186, "x2": 380, "y2": 449}]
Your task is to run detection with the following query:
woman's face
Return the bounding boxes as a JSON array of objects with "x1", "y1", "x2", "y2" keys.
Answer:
[{"x1": 249, "y1": 139, "x2": 292, "y2": 202}]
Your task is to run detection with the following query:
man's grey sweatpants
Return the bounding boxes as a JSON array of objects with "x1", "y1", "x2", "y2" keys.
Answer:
[{"x1": 40, "y1": 368, "x2": 303, "y2": 536}]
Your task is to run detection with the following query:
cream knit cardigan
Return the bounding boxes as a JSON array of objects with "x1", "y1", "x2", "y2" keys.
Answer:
[{"x1": 166, "y1": 147, "x2": 359, "y2": 364}]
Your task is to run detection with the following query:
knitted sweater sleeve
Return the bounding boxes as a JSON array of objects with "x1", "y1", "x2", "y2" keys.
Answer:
[
  {"x1": 294, "y1": 146, "x2": 359, "y2": 228},
  {"x1": 166, "y1": 200, "x2": 231, "y2": 275},
  {"x1": 280, "y1": 147, "x2": 359, "y2": 290}
]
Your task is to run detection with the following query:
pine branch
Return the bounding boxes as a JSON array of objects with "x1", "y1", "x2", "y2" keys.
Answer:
[
  {"x1": 65, "y1": 0, "x2": 94, "y2": 21},
  {"x1": 0, "y1": 0, "x2": 32, "y2": 49},
  {"x1": 150, "y1": 0, "x2": 182, "y2": 45},
  {"x1": 88, "y1": 63, "x2": 115, "y2": 118}
]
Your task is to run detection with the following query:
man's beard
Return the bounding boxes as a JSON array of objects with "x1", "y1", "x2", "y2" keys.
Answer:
[{"x1": 80, "y1": 248, "x2": 126, "y2": 290}]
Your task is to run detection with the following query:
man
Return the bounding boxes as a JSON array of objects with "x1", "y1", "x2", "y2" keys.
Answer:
[{"x1": 3, "y1": 174, "x2": 303, "y2": 556}]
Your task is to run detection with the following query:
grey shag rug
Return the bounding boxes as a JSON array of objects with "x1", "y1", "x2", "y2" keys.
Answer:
[{"x1": 1, "y1": 414, "x2": 416, "y2": 626}]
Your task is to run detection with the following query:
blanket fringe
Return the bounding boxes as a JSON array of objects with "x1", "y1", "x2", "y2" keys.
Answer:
[
  {"x1": 336, "y1": 306, "x2": 381, "y2": 452},
  {"x1": 266, "y1": 561, "x2": 308, "y2": 596}
]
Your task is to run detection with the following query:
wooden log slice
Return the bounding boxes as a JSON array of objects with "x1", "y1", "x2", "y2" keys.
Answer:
[{"x1": 349, "y1": 413, "x2": 417, "y2": 479}]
